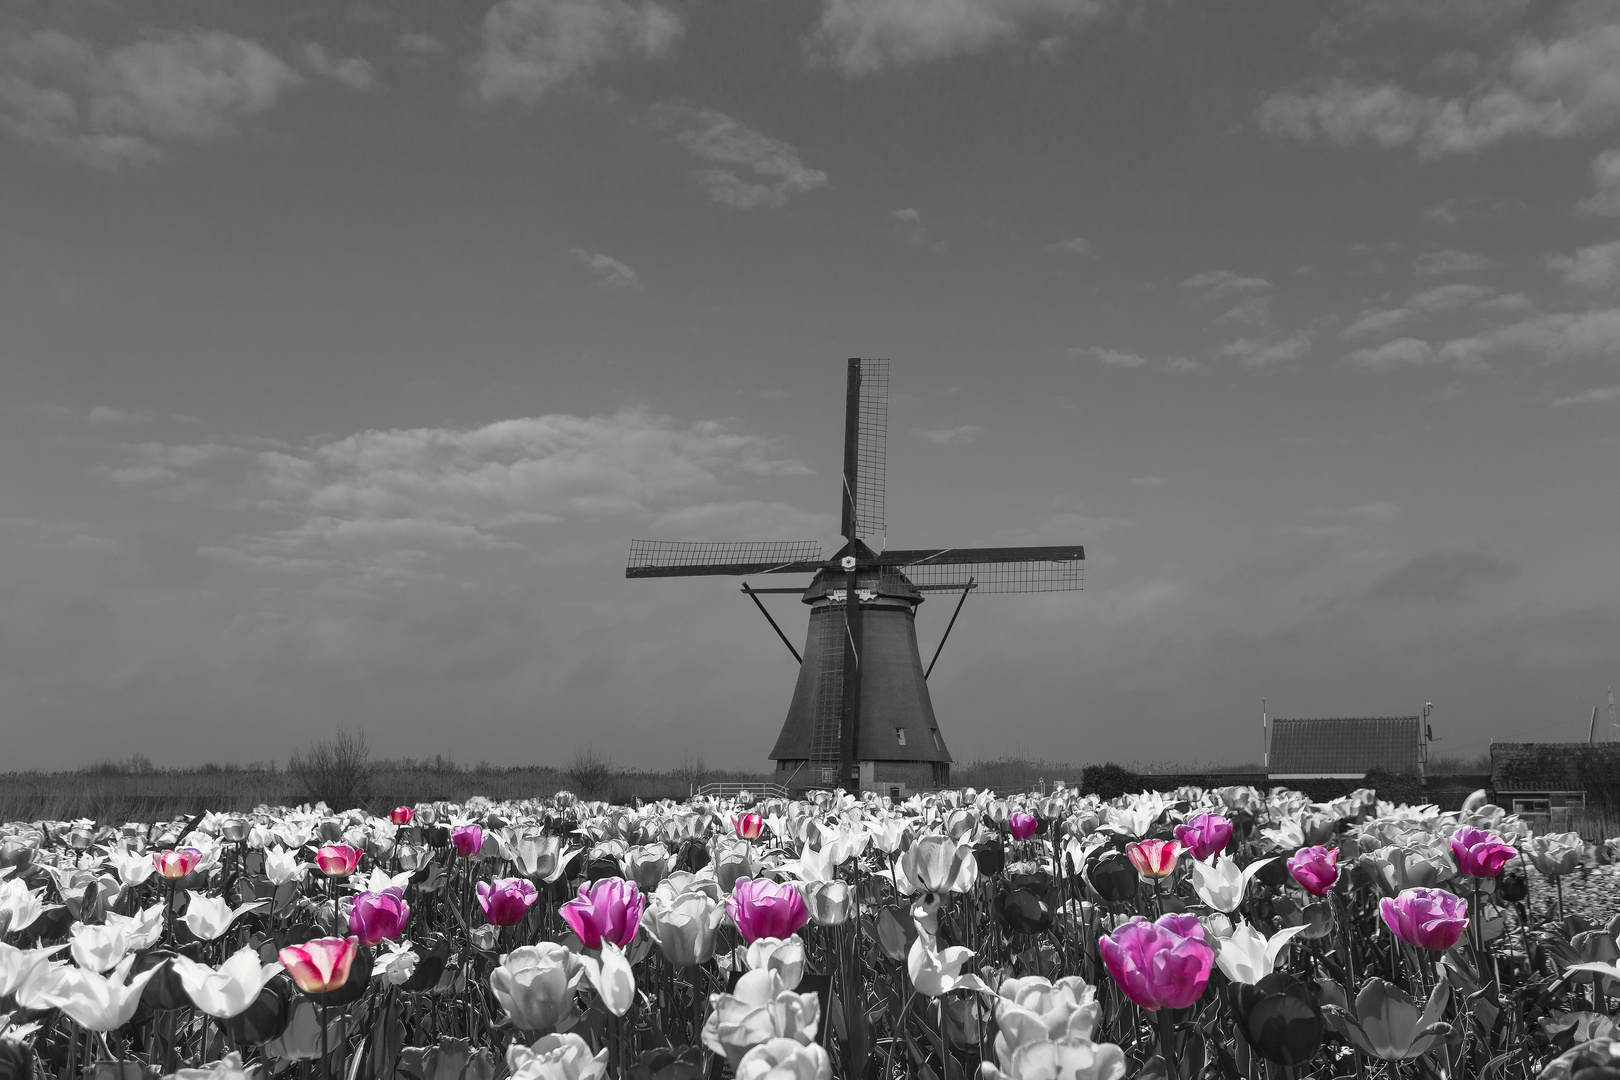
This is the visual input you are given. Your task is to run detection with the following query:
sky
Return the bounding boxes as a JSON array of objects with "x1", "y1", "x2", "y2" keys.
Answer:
[{"x1": 2, "y1": 0, "x2": 1619, "y2": 772}]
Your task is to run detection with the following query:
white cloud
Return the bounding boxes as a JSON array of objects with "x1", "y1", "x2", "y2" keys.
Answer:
[
  {"x1": 892, "y1": 207, "x2": 922, "y2": 223},
  {"x1": 1214, "y1": 295, "x2": 1273, "y2": 328},
  {"x1": 1413, "y1": 250, "x2": 1492, "y2": 276},
  {"x1": 87, "y1": 406, "x2": 201, "y2": 426},
  {"x1": 1129, "y1": 475, "x2": 1168, "y2": 488},
  {"x1": 299, "y1": 44, "x2": 381, "y2": 93},
  {"x1": 911, "y1": 425, "x2": 983, "y2": 444},
  {"x1": 0, "y1": 28, "x2": 301, "y2": 166},
  {"x1": 1047, "y1": 236, "x2": 1095, "y2": 256},
  {"x1": 1583, "y1": 148, "x2": 1620, "y2": 216},
  {"x1": 103, "y1": 410, "x2": 815, "y2": 577},
  {"x1": 1436, "y1": 306, "x2": 1620, "y2": 368},
  {"x1": 1344, "y1": 337, "x2": 1437, "y2": 371},
  {"x1": 646, "y1": 500, "x2": 836, "y2": 539},
  {"x1": 807, "y1": 0, "x2": 1117, "y2": 76},
  {"x1": 1548, "y1": 240, "x2": 1620, "y2": 290},
  {"x1": 1552, "y1": 385, "x2": 1620, "y2": 406},
  {"x1": 1075, "y1": 346, "x2": 1148, "y2": 368},
  {"x1": 1327, "y1": 501, "x2": 1400, "y2": 523},
  {"x1": 650, "y1": 104, "x2": 829, "y2": 210},
  {"x1": 468, "y1": 0, "x2": 682, "y2": 107},
  {"x1": 1181, "y1": 270, "x2": 1272, "y2": 299},
  {"x1": 1219, "y1": 332, "x2": 1312, "y2": 369},
  {"x1": 1256, "y1": 17, "x2": 1620, "y2": 159},
  {"x1": 569, "y1": 248, "x2": 643, "y2": 289}
]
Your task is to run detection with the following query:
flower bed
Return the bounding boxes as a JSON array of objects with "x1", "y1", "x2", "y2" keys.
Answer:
[{"x1": 1, "y1": 786, "x2": 1617, "y2": 1079}]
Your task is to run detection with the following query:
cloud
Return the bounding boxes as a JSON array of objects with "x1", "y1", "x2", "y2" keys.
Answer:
[
  {"x1": 102, "y1": 410, "x2": 815, "y2": 577},
  {"x1": 807, "y1": 0, "x2": 1118, "y2": 76},
  {"x1": 1256, "y1": 16, "x2": 1620, "y2": 159},
  {"x1": 1365, "y1": 550, "x2": 1520, "y2": 604},
  {"x1": 1182, "y1": 270, "x2": 1272, "y2": 299},
  {"x1": 1583, "y1": 148, "x2": 1620, "y2": 216},
  {"x1": 299, "y1": 44, "x2": 381, "y2": 93},
  {"x1": 1214, "y1": 295, "x2": 1273, "y2": 328},
  {"x1": 1413, "y1": 250, "x2": 1492, "y2": 276},
  {"x1": 1219, "y1": 332, "x2": 1312, "y2": 369},
  {"x1": 911, "y1": 425, "x2": 983, "y2": 444},
  {"x1": 1076, "y1": 346, "x2": 1148, "y2": 368},
  {"x1": 1552, "y1": 385, "x2": 1620, "y2": 406},
  {"x1": 1548, "y1": 240, "x2": 1620, "y2": 290},
  {"x1": 468, "y1": 0, "x2": 681, "y2": 107},
  {"x1": 1047, "y1": 236, "x2": 1095, "y2": 257},
  {"x1": 1341, "y1": 284, "x2": 1495, "y2": 342},
  {"x1": 0, "y1": 28, "x2": 301, "y2": 166},
  {"x1": 398, "y1": 32, "x2": 446, "y2": 56},
  {"x1": 1435, "y1": 305, "x2": 1620, "y2": 368},
  {"x1": 649, "y1": 105, "x2": 829, "y2": 209},
  {"x1": 1327, "y1": 501, "x2": 1400, "y2": 523},
  {"x1": 1129, "y1": 475, "x2": 1168, "y2": 488},
  {"x1": 569, "y1": 248, "x2": 642, "y2": 289},
  {"x1": 88, "y1": 406, "x2": 201, "y2": 426},
  {"x1": 1344, "y1": 337, "x2": 1437, "y2": 371}
]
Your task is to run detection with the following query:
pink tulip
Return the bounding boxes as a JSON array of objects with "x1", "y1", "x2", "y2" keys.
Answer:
[
  {"x1": 1449, "y1": 826, "x2": 1516, "y2": 878},
  {"x1": 278, "y1": 936, "x2": 359, "y2": 994},
  {"x1": 560, "y1": 877, "x2": 643, "y2": 949},
  {"x1": 152, "y1": 848, "x2": 201, "y2": 880},
  {"x1": 1008, "y1": 813, "x2": 1038, "y2": 841},
  {"x1": 451, "y1": 825, "x2": 484, "y2": 858},
  {"x1": 734, "y1": 814, "x2": 764, "y2": 841},
  {"x1": 1098, "y1": 913, "x2": 1214, "y2": 1011},
  {"x1": 1173, "y1": 812, "x2": 1233, "y2": 862},
  {"x1": 348, "y1": 887, "x2": 410, "y2": 946},
  {"x1": 1126, "y1": 839, "x2": 1182, "y2": 878},
  {"x1": 727, "y1": 877, "x2": 810, "y2": 944},
  {"x1": 315, "y1": 844, "x2": 363, "y2": 878},
  {"x1": 390, "y1": 807, "x2": 415, "y2": 825},
  {"x1": 1287, "y1": 846, "x2": 1339, "y2": 896},
  {"x1": 1379, "y1": 887, "x2": 1469, "y2": 950},
  {"x1": 478, "y1": 878, "x2": 540, "y2": 927}
]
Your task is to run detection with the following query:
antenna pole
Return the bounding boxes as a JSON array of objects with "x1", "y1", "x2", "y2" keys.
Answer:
[
  {"x1": 1590, "y1": 705, "x2": 1600, "y2": 744},
  {"x1": 1261, "y1": 699, "x2": 1268, "y2": 770},
  {"x1": 741, "y1": 584, "x2": 802, "y2": 664},
  {"x1": 1610, "y1": 687, "x2": 1617, "y2": 742}
]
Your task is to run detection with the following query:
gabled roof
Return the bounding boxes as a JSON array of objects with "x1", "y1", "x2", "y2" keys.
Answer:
[
  {"x1": 1490, "y1": 742, "x2": 1620, "y2": 792},
  {"x1": 1268, "y1": 717, "x2": 1421, "y2": 778}
]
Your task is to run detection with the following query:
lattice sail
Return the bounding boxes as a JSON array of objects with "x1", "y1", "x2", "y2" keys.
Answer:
[
  {"x1": 854, "y1": 360, "x2": 888, "y2": 540},
  {"x1": 901, "y1": 559, "x2": 1083, "y2": 594},
  {"x1": 626, "y1": 539, "x2": 824, "y2": 578}
]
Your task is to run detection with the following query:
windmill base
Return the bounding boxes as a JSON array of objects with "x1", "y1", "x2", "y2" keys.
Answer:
[{"x1": 773, "y1": 758, "x2": 950, "y2": 799}]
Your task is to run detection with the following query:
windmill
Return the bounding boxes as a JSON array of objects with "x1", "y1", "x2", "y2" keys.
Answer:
[{"x1": 625, "y1": 359, "x2": 1084, "y2": 795}]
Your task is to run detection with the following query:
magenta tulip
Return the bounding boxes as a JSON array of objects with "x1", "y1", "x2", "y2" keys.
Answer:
[
  {"x1": 1287, "y1": 846, "x2": 1339, "y2": 896},
  {"x1": 315, "y1": 844, "x2": 363, "y2": 878},
  {"x1": 560, "y1": 877, "x2": 643, "y2": 949},
  {"x1": 1098, "y1": 913, "x2": 1214, "y2": 1011},
  {"x1": 1379, "y1": 887, "x2": 1469, "y2": 950},
  {"x1": 451, "y1": 825, "x2": 484, "y2": 858},
  {"x1": 727, "y1": 877, "x2": 811, "y2": 944},
  {"x1": 278, "y1": 936, "x2": 359, "y2": 994},
  {"x1": 734, "y1": 814, "x2": 764, "y2": 841},
  {"x1": 1449, "y1": 826, "x2": 1516, "y2": 878},
  {"x1": 390, "y1": 807, "x2": 415, "y2": 825},
  {"x1": 349, "y1": 887, "x2": 410, "y2": 946},
  {"x1": 1174, "y1": 812, "x2": 1233, "y2": 862},
  {"x1": 1008, "y1": 813, "x2": 1038, "y2": 841},
  {"x1": 478, "y1": 878, "x2": 539, "y2": 927}
]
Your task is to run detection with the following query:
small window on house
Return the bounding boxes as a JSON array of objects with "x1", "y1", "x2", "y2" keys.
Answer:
[
  {"x1": 931, "y1": 728, "x2": 944, "y2": 751},
  {"x1": 895, "y1": 727, "x2": 907, "y2": 745},
  {"x1": 889, "y1": 786, "x2": 901, "y2": 800}
]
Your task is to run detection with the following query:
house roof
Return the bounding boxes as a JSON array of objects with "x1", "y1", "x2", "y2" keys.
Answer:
[
  {"x1": 1490, "y1": 742, "x2": 1620, "y2": 792},
  {"x1": 1268, "y1": 717, "x2": 1422, "y2": 778}
]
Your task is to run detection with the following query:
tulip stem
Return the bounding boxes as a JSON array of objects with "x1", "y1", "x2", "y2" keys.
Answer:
[{"x1": 1156, "y1": 1008, "x2": 1179, "y2": 1080}]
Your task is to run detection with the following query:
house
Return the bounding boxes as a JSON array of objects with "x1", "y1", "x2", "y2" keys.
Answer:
[
  {"x1": 1490, "y1": 742, "x2": 1620, "y2": 829},
  {"x1": 1267, "y1": 716, "x2": 1423, "y2": 781}
]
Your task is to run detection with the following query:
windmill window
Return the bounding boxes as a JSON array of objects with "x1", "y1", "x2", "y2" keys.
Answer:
[
  {"x1": 894, "y1": 727, "x2": 907, "y2": 745},
  {"x1": 931, "y1": 728, "x2": 944, "y2": 751}
]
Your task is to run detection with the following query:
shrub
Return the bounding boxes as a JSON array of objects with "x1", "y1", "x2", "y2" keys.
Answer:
[
  {"x1": 287, "y1": 729, "x2": 373, "y2": 810},
  {"x1": 565, "y1": 748, "x2": 616, "y2": 801}
]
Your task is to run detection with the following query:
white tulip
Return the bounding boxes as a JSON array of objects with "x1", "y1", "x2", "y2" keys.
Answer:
[
  {"x1": 1190, "y1": 856, "x2": 1276, "y2": 914},
  {"x1": 1214, "y1": 922, "x2": 1309, "y2": 985},
  {"x1": 171, "y1": 947, "x2": 283, "y2": 1019}
]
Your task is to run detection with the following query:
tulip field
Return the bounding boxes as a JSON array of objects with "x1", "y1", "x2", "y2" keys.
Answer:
[{"x1": 2, "y1": 787, "x2": 1619, "y2": 1080}]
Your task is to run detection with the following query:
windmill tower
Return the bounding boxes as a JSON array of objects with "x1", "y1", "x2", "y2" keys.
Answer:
[{"x1": 626, "y1": 360, "x2": 1084, "y2": 795}]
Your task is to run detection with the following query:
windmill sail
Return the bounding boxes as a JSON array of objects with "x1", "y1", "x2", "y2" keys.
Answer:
[
  {"x1": 625, "y1": 539, "x2": 823, "y2": 578},
  {"x1": 853, "y1": 359, "x2": 887, "y2": 542}
]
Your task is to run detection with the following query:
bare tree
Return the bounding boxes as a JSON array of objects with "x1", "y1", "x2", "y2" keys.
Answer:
[
  {"x1": 288, "y1": 729, "x2": 373, "y2": 810},
  {"x1": 564, "y1": 747, "x2": 615, "y2": 801}
]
